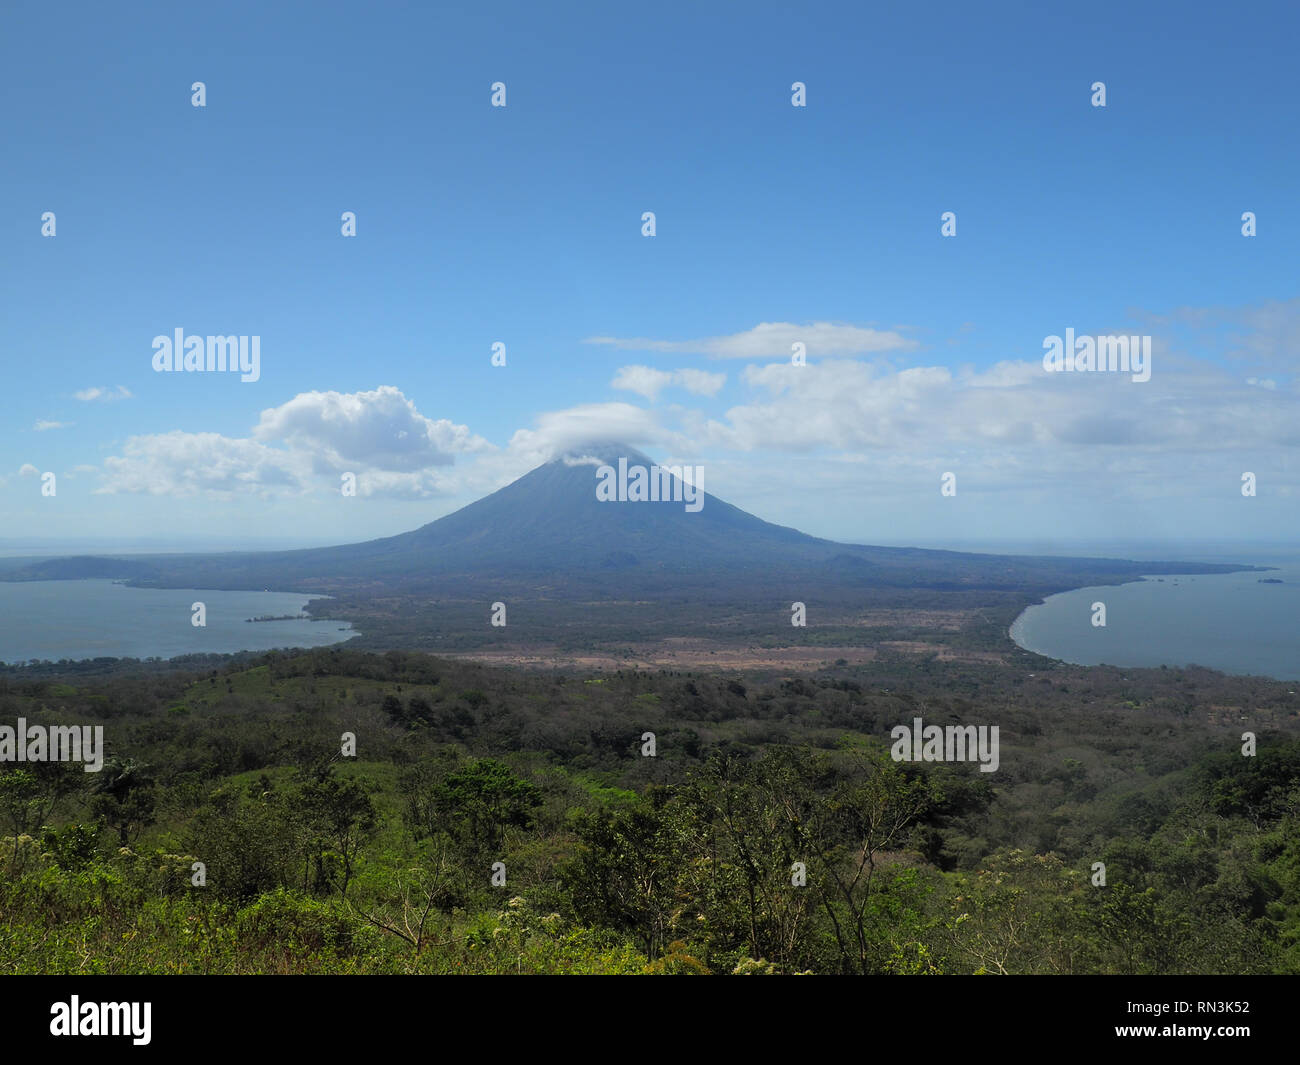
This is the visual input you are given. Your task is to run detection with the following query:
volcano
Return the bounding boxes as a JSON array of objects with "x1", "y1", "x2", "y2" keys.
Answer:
[
  {"x1": 366, "y1": 445, "x2": 833, "y2": 576},
  {"x1": 3, "y1": 444, "x2": 1257, "y2": 595}
]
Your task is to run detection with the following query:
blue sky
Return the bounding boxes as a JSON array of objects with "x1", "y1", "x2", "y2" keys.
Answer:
[{"x1": 3, "y1": 0, "x2": 1298, "y2": 552}]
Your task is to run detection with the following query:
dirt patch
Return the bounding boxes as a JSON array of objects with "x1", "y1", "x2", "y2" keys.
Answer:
[
  {"x1": 849, "y1": 609, "x2": 974, "y2": 631},
  {"x1": 456, "y1": 643, "x2": 879, "y2": 671},
  {"x1": 451, "y1": 637, "x2": 1007, "y2": 672},
  {"x1": 880, "y1": 641, "x2": 1007, "y2": 664}
]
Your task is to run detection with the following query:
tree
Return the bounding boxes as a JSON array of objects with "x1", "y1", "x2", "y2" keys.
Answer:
[
  {"x1": 0, "y1": 760, "x2": 83, "y2": 865},
  {"x1": 948, "y1": 851, "x2": 1088, "y2": 974},
  {"x1": 89, "y1": 757, "x2": 156, "y2": 846},
  {"x1": 433, "y1": 759, "x2": 541, "y2": 854},
  {"x1": 563, "y1": 794, "x2": 689, "y2": 959},
  {"x1": 295, "y1": 771, "x2": 377, "y2": 898},
  {"x1": 677, "y1": 748, "x2": 817, "y2": 970}
]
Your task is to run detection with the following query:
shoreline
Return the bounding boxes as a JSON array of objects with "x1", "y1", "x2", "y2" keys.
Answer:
[{"x1": 1009, "y1": 563, "x2": 1298, "y2": 683}]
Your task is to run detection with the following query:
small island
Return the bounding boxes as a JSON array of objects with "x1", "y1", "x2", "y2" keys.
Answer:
[
  {"x1": 245, "y1": 613, "x2": 311, "y2": 622},
  {"x1": 1258, "y1": 578, "x2": 1284, "y2": 584}
]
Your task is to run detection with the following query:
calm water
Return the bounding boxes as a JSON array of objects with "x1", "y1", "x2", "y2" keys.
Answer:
[
  {"x1": 0, "y1": 580, "x2": 356, "y2": 665},
  {"x1": 1011, "y1": 560, "x2": 1300, "y2": 681}
]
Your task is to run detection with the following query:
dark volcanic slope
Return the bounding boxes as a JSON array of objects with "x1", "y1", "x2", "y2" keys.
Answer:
[
  {"x1": 384, "y1": 446, "x2": 825, "y2": 574},
  {"x1": 3, "y1": 445, "x2": 1262, "y2": 595}
]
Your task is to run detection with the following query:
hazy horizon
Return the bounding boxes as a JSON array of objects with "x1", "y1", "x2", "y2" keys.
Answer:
[{"x1": 2, "y1": 531, "x2": 1298, "y2": 564}]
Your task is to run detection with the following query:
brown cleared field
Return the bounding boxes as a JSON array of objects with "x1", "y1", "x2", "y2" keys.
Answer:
[
  {"x1": 847, "y1": 608, "x2": 975, "y2": 631},
  {"x1": 453, "y1": 637, "x2": 1010, "y2": 672},
  {"x1": 436, "y1": 604, "x2": 1013, "y2": 671}
]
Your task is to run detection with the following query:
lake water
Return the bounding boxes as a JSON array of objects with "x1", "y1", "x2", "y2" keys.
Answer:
[
  {"x1": 0, "y1": 580, "x2": 356, "y2": 665},
  {"x1": 1011, "y1": 559, "x2": 1300, "y2": 682}
]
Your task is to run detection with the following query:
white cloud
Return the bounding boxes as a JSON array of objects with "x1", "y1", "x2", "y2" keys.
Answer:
[
  {"x1": 94, "y1": 387, "x2": 495, "y2": 500},
  {"x1": 587, "y1": 321, "x2": 917, "y2": 359},
  {"x1": 18, "y1": 463, "x2": 39, "y2": 477},
  {"x1": 677, "y1": 368, "x2": 728, "y2": 396},
  {"x1": 611, "y1": 365, "x2": 726, "y2": 400},
  {"x1": 505, "y1": 402, "x2": 668, "y2": 464},
  {"x1": 34, "y1": 420, "x2": 72, "y2": 431},
  {"x1": 74, "y1": 385, "x2": 132, "y2": 402},
  {"x1": 662, "y1": 334, "x2": 1300, "y2": 533},
  {"x1": 71, "y1": 303, "x2": 1300, "y2": 529},
  {"x1": 348, "y1": 469, "x2": 460, "y2": 500},
  {"x1": 1232, "y1": 297, "x2": 1300, "y2": 367},
  {"x1": 252, "y1": 386, "x2": 489, "y2": 473},
  {"x1": 959, "y1": 361, "x2": 1042, "y2": 388},
  {"x1": 98, "y1": 432, "x2": 311, "y2": 498}
]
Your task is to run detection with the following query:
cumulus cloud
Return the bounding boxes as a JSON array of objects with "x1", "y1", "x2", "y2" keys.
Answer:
[
  {"x1": 74, "y1": 385, "x2": 132, "y2": 402},
  {"x1": 611, "y1": 365, "x2": 726, "y2": 400},
  {"x1": 629, "y1": 331, "x2": 1295, "y2": 542},
  {"x1": 698, "y1": 350, "x2": 1300, "y2": 457},
  {"x1": 72, "y1": 302, "x2": 1300, "y2": 525},
  {"x1": 252, "y1": 386, "x2": 489, "y2": 473},
  {"x1": 96, "y1": 387, "x2": 492, "y2": 500},
  {"x1": 587, "y1": 321, "x2": 916, "y2": 359},
  {"x1": 98, "y1": 432, "x2": 311, "y2": 498},
  {"x1": 18, "y1": 463, "x2": 39, "y2": 477}
]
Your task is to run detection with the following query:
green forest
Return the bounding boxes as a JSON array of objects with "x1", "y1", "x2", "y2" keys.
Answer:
[{"x1": 2, "y1": 647, "x2": 1298, "y2": 975}]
